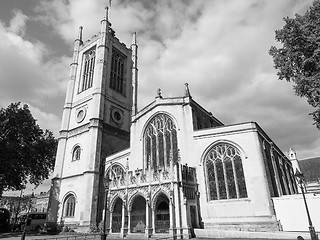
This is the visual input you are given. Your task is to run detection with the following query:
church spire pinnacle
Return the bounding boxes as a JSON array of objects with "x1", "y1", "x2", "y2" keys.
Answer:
[
  {"x1": 156, "y1": 88, "x2": 163, "y2": 99},
  {"x1": 184, "y1": 83, "x2": 191, "y2": 98},
  {"x1": 77, "y1": 26, "x2": 83, "y2": 44},
  {"x1": 132, "y1": 31, "x2": 137, "y2": 45},
  {"x1": 99, "y1": 5, "x2": 109, "y2": 44},
  {"x1": 103, "y1": 6, "x2": 109, "y2": 23},
  {"x1": 131, "y1": 31, "x2": 138, "y2": 116}
]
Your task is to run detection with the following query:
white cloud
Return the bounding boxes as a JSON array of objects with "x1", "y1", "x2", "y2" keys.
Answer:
[
  {"x1": 4, "y1": 0, "x2": 318, "y2": 160},
  {"x1": 2, "y1": 0, "x2": 319, "y2": 197},
  {"x1": 28, "y1": 104, "x2": 61, "y2": 136},
  {"x1": 0, "y1": 9, "x2": 69, "y2": 136},
  {"x1": 8, "y1": 9, "x2": 29, "y2": 35}
]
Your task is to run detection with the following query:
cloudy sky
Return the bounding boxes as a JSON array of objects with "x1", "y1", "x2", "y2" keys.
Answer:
[{"x1": 1, "y1": 0, "x2": 319, "y2": 195}]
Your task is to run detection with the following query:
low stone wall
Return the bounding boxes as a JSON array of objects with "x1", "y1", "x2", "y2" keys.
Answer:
[
  {"x1": 194, "y1": 228, "x2": 310, "y2": 239},
  {"x1": 272, "y1": 194, "x2": 320, "y2": 232},
  {"x1": 204, "y1": 220, "x2": 280, "y2": 232}
]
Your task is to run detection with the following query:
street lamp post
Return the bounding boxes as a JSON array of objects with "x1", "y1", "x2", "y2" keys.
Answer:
[
  {"x1": 295, "y1": 170, "x2": 318, "y2": 240},
  {"x1": 21, "y1": 192, "x2": 34, "y2": 240},
  {"x1": 101, "y1": 177, "x2": 111, "y2": 240}
]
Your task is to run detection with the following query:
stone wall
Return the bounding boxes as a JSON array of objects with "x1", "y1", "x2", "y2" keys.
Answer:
[{"x1": 272, "y1": 194, "x2": 320, "y2": 231}]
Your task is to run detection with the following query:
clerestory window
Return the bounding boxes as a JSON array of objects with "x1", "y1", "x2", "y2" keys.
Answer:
[
  {"x1": 80, "y1": 48, "x2": 96, "y2": 92},
  {"x1": 204, "y1": 143, "x2": 247, "y2": 200},
  {"x1": 143, "y1": 113, "x2": 178, "y2": 170},
  {"x1": 110, "y1": 48, "x2": 126, "y2": 96}
]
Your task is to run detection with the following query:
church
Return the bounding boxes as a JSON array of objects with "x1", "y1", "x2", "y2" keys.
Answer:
[{"x1": 47, "y1": 7, "x2": 298, "y2": 238}]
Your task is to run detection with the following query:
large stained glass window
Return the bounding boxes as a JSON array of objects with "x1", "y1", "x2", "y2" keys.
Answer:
[
  {"x1": 144, "y1": 113, "x2": 178, "y2": 170},
  {"x1": 204, "y1": 143, "x2": 247, "y2": 200}
]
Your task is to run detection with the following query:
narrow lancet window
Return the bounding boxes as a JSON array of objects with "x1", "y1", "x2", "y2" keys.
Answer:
[
  {"x1": 80, "y1": 48, "x2": 95, "y2": 92},
  {"x1": 72, "y1": 145, "x2": 81, "y2": 161},
  {"x1": 110, "y1": 48, "x2": 126, "y2": 96}
]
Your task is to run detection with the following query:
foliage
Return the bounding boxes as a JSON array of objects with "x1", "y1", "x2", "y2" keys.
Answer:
[
  {"x1": 89, "y1": 220, "x2": 104, "y2": 233},
  {"x1": 269, "y1": 0, "x2": 320, "y2": 129},
  {"x1": 0, "y1": 195, "x2": 32, "y2": 222},
  {"x1": 0, "y1": 103, "x2": 57, "y2": 196}
]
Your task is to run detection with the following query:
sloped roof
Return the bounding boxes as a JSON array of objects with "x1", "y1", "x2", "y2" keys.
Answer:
[{"x1": 299, "y1": 157, "x2": 320, "y2": 182}]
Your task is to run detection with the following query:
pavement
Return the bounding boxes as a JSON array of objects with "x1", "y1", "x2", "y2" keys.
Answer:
[{"x1": 0, "y1": 232, "x2": 308, "y2": 240}]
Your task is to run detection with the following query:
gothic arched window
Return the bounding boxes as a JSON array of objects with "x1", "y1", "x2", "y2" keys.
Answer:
[
  {"x1": 204, "y1": 143, "x2": 247, "y2": 200},
  {"x1": 144, "y1": 113, "x2": 178, "y2": 170},
  {"x1": 80, "y1": 48, "x2": 95, "y2": 92},
  {"x1": 64, "y1": 194, "x2": 76, "y2": 217},
  {"x1": 110, "y1": 48, "x2": 126, "y2": 96},
  {"x1": 106, "y1": 164, "x2": 125, "y2": 186},
  {"x1": 107, "y1": 164, "x2": 125, "y2": 180},
  {"x1": 72, "y1": 146, "x2": 81, "y2": 161}
]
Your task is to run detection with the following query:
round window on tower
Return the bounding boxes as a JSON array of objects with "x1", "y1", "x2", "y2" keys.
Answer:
[
  {"x1": 111, "y1": 108, "x2": 124, "y2": 125},
  {"x1": 76, "y1": 107, "x2": 87, "y2": 123}
]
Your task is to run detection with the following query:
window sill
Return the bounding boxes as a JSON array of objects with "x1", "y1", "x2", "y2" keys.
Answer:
[{"x1": 207, "y1": 198, "x2": 251, "y2": 203}]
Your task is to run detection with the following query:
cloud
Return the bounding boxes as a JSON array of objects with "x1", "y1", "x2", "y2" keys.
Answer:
[
  {"x1": 8, "y1": 9, "x2": 29, "y2": 35},
  {"x1": 1, "y1": 0, "x2": 319, "y2": 197},
  {"x1": 0, "y1": 9, "x2": 69, "y2": 135},
  {"x1": 11, "y1": 0, "x2": 319, "y2": 161},
  {"x1": 29, "y1": 104, "x2": 61, "y2": 136},
  {"x1": 34, "y1": 0, "x2": 106, "y2": 44}
]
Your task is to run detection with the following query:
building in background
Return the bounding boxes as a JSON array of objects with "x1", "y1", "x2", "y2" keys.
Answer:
[
  {"x1": 33, "y1": 191, "x2": 50, "y2": 213},
  {"x1": 298, "y1": 157, "x2": 320, "y2": 193}
]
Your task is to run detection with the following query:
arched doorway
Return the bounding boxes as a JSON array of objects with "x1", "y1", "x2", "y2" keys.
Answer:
[
  {"x1": 112, "y1": 198, "x2": 122, "y2": 233},
  {"x1": 131, "y1": 195, "x2": 146, "y2": 233},
  {"x1": 155, "y1": 194, "x2": 170, "y2": 233}
]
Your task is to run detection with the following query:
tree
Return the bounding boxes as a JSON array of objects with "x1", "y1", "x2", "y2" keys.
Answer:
[
  {"x1": 0, "y1": 194, "x2": 33, "y2": 222},
  {"x1": 0, "y1": 103, "x2": 57, "y2": 196},
  {"x1": 269, "y1": 0, "x2": 320, "y2": 129}
]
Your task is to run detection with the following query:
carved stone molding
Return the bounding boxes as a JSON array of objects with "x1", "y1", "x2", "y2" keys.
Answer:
[
  {"x1": 68, "y1": 124, "x2": 90, "y2": 137},
  {"x1": 150, "y1": 183, "x2": 171, "y2": 210},
  {"x1": 127, "y1": 186, "x2": 149, "y2": 211},
  {"x1": 109, "y1": 189, "x2": 126, "y2": 212}
]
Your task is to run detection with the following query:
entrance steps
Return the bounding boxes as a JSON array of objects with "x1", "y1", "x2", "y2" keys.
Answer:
[{"x1": 106, "y1": 233, "x2": 173, "y2": 239}]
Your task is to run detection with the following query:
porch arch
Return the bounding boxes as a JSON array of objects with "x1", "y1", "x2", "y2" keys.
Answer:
[
  {"x1": 129, "y1": 194, "x2": 146, "y2": 233},
  {"x1": 153, "y1": 192, "x2": 170, "y2": 233}
]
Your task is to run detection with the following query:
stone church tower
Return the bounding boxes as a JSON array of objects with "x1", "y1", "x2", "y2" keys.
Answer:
[{"x1": 47, "y1": 7, "x2": 136, "y2": 230}]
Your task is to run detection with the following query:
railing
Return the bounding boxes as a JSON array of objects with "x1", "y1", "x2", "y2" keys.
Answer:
[{"x1": 155, "y1": 220, "x2": 170, "y2": 233}]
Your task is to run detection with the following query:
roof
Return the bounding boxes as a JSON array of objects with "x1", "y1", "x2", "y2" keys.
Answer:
[{"x1": 299, "y1": 157, "x2": 320, "y2": 182}]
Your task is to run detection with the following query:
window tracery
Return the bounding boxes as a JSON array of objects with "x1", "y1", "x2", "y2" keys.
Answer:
[
  {"x1": 106, "y1": 164, "x2": 125, "y2": 186},
  {"x1": 80, "y1": 48, "x2": 95, "y2": 92},
  {"x1": 110, "y1": 48, "x2": 126, "y2": 96},
  {"x1": 144, "y1": 113, "x2": 178, "y2": 170},
  {"x1": 64, "y1": 194, "x2": 76, "y2": 217},
  {"x1": 204, "y1": 143, "x2": 247, "y2": 200}
]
